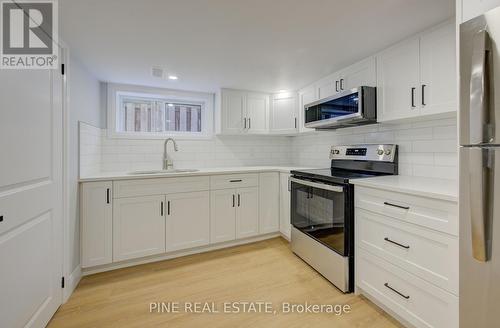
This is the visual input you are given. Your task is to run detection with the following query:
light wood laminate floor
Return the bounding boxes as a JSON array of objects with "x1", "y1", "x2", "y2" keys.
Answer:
[{"x1": 48, "y1": 238, "x2": 402, "y2": 328}]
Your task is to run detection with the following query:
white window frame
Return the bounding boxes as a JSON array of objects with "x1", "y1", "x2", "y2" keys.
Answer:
[{"x1": 107, "y1": 83, "x2": 214, "y2": 139}]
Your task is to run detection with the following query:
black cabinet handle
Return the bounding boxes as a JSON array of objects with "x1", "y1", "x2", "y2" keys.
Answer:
[
  {"x1": 161, "y1": 201, "x2": 164, "y2": 216},
  {"x1": 238, "y1": 194, "x2": 241, "y2": 207},
  {"x1": 340, "y1": 78, "x2": 344, "y2": 90},
  {"x1": 384, "y1": 237, "x2": 410, "y2": 249},
  {"x1": 294, "y1": 117, "x2": 297, "y2": 129},
  {"x1": 0, "y1": 215, "x2": 3, "y2": 222},
  {"x1": 335, "y1": 80, "x2": 339, "y2": 92},
  {"x1": 248, "y1": 118, "x2": 251, "y2": 129},
  {"x1": 230, "y1": 179, "x2": 242, "y2": 183},
  {"x1": 384, "y1": 202, "x2": 410, "y2": 210},
  {"x1": 421, "y1": 84, "x2": 426, "y2": 106},
  {"x1": 232, "y1": 194, "x2": 235, "y2": 207},
  {"x1": 106, "y1": 188, "x2": 110, "y2": 204},
  {"x1": 167, "y1": 201, "x2": 171, "y2": 215},
  {"x1": 411, "y1": 87, "x2": 416, "y2": 108},
  {"x1": 384, "y1": 283, "x2": 410, "y2": 299},
  {"x1": 244, "y1": 118, "x2": 247, "y2": 129}
]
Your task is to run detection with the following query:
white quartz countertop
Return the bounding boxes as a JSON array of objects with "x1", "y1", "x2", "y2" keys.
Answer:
[
  {"x1": 79, "y1": 166, "x2": 314, "y2": 182},
  {"x1": 351, "y1": 175, "x2": 458, "y2": 202}
]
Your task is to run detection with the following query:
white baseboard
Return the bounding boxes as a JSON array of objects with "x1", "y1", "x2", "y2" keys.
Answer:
[
  {"x1": 82, "y1": 232, "x2": 280, "y2": 276},
  {"x1": 63, "y1": 265, "x2": 82, "y2": 303}
]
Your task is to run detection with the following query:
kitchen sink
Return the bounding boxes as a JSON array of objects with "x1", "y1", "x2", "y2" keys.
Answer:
[{"x1": 128, "y1": 169, "x2": 199, "y2": 175}]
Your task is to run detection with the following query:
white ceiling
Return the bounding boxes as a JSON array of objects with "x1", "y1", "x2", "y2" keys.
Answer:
[{"x1": 60, "y1": 0, "x2": 454, "y2": 93}]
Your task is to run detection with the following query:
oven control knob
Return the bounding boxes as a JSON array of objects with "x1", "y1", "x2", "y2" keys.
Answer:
[
  {"x1": 377, "y1": 149, "x2": 384, "y2": 156},
  {"x1": 385, "y1": 149, "x2": 392, "y2": 156},
  {"x1": 334, "y1": 150, "x2": 340, "y2": 155}
]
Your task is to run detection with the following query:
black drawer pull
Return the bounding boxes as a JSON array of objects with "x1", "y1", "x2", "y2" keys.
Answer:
[
  {"x1": 384, "y1": 237, "x2": 410, "y2": 249},
  {"x1": 384, "y1": 283, "x2": 410, "y2": 299},
  {"x1": 383, "y1": 202, "x2": 410, "y2": 210},
  {"x1": 230, "y1": 179, "x2": 242, "y2": 183},
  {"x1": 106, "y1": 188, "x2": 110, "y2": 204},
  {"x1": 0, "y1": 215, "x2": 3, "y2": 222}
]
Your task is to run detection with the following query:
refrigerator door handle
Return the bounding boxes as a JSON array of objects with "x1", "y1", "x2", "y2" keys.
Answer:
[
  {"x1": 469, "y1": 148, "x2": 494, "y2": 262},
  {"x1": 469, "y1": 30, "x2": 491, "y2": 145}
]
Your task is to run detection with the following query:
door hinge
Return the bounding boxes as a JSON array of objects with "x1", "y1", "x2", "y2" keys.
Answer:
[
  {"x1": 61, "y1": 276, "x2": 65, "y2": 288},
  {"x1": 61, "y1": 64, "x2": 65, "y2": 75}
]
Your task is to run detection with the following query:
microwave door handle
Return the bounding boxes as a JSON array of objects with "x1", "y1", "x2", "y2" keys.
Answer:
[
  {"x1": 469, "y1": 148, "x2": 494, "y2": 262},
  {"x1": 469, "y1": 30, "x2": 491, "y2": 145}
]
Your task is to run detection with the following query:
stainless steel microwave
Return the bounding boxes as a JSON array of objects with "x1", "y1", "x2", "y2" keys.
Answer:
[{"x1": 304, "y1": 86, "x2": 377, "y2": 129}]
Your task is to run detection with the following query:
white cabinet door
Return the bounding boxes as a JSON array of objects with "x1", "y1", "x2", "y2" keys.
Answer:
[
  {"x1": 236, "y1": 187, "x2": 260, "y2": 239},
  {"x1": 419, "y1": 23, "x2": 457, "y2": 116},
  {"x1": 259, "y1": 173, "x2": 280, "y2": 234},
  {"x1": 297, "y1": 85, "x2": 317, "y2": 133},
  {"x1": 340, "y1": 56, "x2": 377, "y2": 91},
  {"x1": 462, "y1": 0, "x2": 500, "y2": 22},
  {"x1": 166, "y1": 191, "x2": 210, "y2": 252},
  {"x1": 81, "y1": 181, "x2": 112, "y2": 268},
  {"x1": 270, "y1": 93, "x2": 298, "y2": 133},
  {"x1": 377, "y1": 38, "x2": 420, "y2": 122},
  {"x1": 246, "y1": 92, "x2": 269, "y2": 133},
  {"x1": 210, "y1": 189, "x2": 237, "y2": 243},
  {"x1": 113, "y1": 195, "x2": 166, "y2": 261},
  {"x1": 316, "y1": 73, "x2": 339, "y2": 99},
  {"x1": 279, "y1": 173, "x2": 292, "y2": 240},
  {"x1": 221, "y1": 89, "x2": 246, "y2": 134}
]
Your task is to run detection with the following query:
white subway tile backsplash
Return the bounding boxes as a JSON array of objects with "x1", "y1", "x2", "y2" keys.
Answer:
[{"x1": 80, "y1": 117, "x2": 458, "y2": 180}]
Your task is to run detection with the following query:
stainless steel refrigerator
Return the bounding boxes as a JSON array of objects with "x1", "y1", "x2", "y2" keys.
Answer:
[{"x1": 459, "y1": 6, "x2": 500, "y2": 327}]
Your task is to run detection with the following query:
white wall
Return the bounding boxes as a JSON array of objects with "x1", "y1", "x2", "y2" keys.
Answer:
[
  {"x1": 291, "y1": 116, "x2": 458, "y2": 179},
  {"x1": 66, "y1": 55, "x2": 102, "y2": 294}
]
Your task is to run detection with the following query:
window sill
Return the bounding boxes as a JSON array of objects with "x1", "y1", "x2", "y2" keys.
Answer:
[{"x1": 106, "y1": 131, "x2": 214, "y2": 140}]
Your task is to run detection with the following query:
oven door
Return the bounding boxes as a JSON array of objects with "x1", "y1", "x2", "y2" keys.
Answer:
[{"x1": 290, "y1": 177, "x2": 347, "y2": 256}]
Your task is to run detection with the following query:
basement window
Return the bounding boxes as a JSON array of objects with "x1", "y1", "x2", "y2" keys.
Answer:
[{"x1": 107, "y1": 84, "x2": 213, "y2": 139}]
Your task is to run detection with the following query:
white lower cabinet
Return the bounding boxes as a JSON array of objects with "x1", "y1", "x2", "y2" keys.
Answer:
[
  {"x1": 113, "y1": 195, "x2": 166, "y2": 262},
  {"x1": 166, "y1": 191, "x2": 210, "y2": 252},
  {"x1": 279, "y1": 173, "x2": 292, "y2": 239},
  {"x1": 210, "y1": 187, "x2": 260, "y2": 243},
  {"x1": 259, "y1": 172, "x2": 280, "y2": 234},
  {"x1": 236, "y1": 187, "x2": 259, "y2": 239},
  {"x1": 355, "y1": 185, "x2": 458, "y2": 328},
  {"x1": 210, "y1": 189, "x2": 237, "y2": 243},
  {"x1": 81, "y1": 181, "x2": 113, "y2": 268}
]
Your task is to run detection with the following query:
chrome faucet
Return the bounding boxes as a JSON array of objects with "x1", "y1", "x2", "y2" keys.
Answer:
[{"x1": 163, "y1": 138, "x2": 179, "y2": 170}]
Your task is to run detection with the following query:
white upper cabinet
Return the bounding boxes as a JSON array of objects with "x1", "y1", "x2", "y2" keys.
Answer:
[
  {"x1": 220, "y1": 89, "x2": 269, "y2": 134},
  {"x1": 270, "y1": 92, "x2": 298, "y2": 134},
  {"x1": 377, "y1": 21, "x2": 456, "y2": 123},
  {"x1": 339, "y1": 56, "x2": 377, "y2": 91},
  {"x1": 81, "y1": 181, "x2": 113, "y2": 268},
  {"x1": 165, "y1": 191, "x2": 210, "y2": 252},
  {"x1": 297, "y1": 85, "x2": 317, "y2": 133},
  {"x1": 316, "y1": 73, "x2": 339, "y2": 99},
  {"x1": 221, "y1": 89, "x2": 246, "y2": 134},
  {"x1": 246, "y1": 92, "x2": 269, "y2": 133},
  {"x1": 113, "y1": 195, "x2": 166, "y2": 261},
  {"x1": 419, "y1": 23, "x2": 457, "y2": 116},
  {"x1": 377, "y1": 38, "x2": 421, "y2": 122},
  {"x1": 461, "y1": 0, "x2": 500, "y2": 22}
]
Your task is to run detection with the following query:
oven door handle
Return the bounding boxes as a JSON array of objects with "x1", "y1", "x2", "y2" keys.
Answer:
[{"x1": 289, "y1": 177, "x2": 344, "y2": 192}]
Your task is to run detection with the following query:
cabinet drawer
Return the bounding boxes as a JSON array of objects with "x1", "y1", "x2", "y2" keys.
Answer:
[
  {"x1": 355, "y1": 186, "x2": 458, "y2": 236},
  {"x1": 357, "y1": 249, "x2": 458, "y2": 328},
  {"x1": 210, "y1": 174, "x2": 259, "y2": 190},
  {"x1": 113, "y1": 176, "x2": 209, "y2": 198},
  {"x1": 356, "y1": 209, "x2": 458, "y2": 294}
]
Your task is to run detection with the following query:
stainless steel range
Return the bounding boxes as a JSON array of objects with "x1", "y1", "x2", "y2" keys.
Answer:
[{"x1": 290, "y1": 144, "x2": 398, "y2": 292}]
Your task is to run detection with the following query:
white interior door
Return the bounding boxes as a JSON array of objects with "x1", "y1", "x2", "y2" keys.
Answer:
[
  {"x1": 0, "y1": 67, "x2": 63, "y2": 327},
  {"x1": 166, "y1": 191, "x2": 210, "y2": 252}
]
